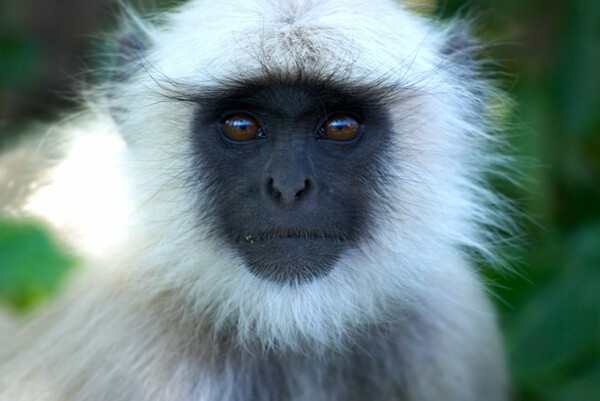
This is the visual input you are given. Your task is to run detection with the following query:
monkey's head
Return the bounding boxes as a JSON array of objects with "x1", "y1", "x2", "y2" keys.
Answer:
[{"x1": 103, "y1": 0, "x2": 504, "y2": 350}]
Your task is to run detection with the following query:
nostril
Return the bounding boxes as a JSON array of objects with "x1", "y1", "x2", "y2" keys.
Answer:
[
  {"x1": 295, "y1": 179, "x2": 311, "y2": 200},
  {"x1": 267, "y1": 177, "x2": 282, "y2": 202}
]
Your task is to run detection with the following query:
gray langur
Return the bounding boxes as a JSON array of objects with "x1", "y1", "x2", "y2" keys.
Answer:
[{"x1": 0, "y1": 0, "x2": 511, "y2": 400}]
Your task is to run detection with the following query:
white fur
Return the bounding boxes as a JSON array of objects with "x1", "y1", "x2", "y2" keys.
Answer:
[{"x1": 0, "y1": 1, "x2": 509, "y2": 400}]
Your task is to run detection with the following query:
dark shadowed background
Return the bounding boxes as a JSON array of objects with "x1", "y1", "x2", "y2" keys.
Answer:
[{"x1": 1, "y1": 1, "x2": 599, "y2": 400}]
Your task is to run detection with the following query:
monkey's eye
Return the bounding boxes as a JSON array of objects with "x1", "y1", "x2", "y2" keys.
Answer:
[
  {"x1": 320, "y1": 114, "x2": 361, "y2": 141},
  {"x1": 222, "y1": 114, "x2": 264, "y2": 141}
]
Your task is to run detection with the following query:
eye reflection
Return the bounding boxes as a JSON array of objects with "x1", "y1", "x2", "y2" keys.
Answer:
[
  {"x1": 322, "y1": 115, "x2": 361, "y2": 141},
  {"x1": 222, "y1": 115, "x2": 262, "y2": 141}
]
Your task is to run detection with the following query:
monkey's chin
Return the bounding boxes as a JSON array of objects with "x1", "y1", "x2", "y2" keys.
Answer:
[{"x1": 236, "y1": 237, "x2": 346, "y2": 284}]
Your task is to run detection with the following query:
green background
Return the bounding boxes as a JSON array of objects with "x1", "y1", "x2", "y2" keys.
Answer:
[{"x1": 1, "y1": 1, "x2": 599, "y2": 400}]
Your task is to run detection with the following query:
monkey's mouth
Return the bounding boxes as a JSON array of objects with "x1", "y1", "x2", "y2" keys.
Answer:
[
  {"x1": 233, "y1": 229, "x2": 349, "y2": 283},
  {"x1": 238, "y1": 229, "x2": 348, "y2": 244}
]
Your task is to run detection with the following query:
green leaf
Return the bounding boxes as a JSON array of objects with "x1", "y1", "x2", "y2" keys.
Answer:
[
  {"x1": 0, "y1": 218, "x2": 76, "y2": 311},
  {"x1": 560, "y1": 0, "x2": 600, "y2": 138},
  {"x1": 539, "y1": 364, "x2": 600, "y2": 401},
  {"x1": 508, "y1": 224, "x2": 600, "y2": 384}
]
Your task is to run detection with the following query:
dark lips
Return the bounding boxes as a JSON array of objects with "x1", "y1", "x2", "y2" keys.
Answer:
[
  {"x1": 233, "y1": 229, "x2": 349, "y2": 283},
  {"x1": 238, "y1": 230, "x2": 348, "y2": 244}
]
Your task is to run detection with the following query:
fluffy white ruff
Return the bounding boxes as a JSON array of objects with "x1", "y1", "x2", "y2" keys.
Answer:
[{"x1": 20, "y1": 0, "x2": 507, "y2": 352}]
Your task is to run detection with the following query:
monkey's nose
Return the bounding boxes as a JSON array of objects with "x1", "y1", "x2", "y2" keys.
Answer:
[{"x1": 266, "y1": 176, "x2": 312, "y2": 205}]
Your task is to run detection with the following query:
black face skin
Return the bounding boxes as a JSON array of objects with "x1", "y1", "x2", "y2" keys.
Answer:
[{"x1": 189, "y1": 75, "x2": 395, "y2": 284}]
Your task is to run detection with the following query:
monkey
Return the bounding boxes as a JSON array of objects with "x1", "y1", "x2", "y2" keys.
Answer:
[{"x1": 0, "y1": 0, "x2": 511, "y2": 400}]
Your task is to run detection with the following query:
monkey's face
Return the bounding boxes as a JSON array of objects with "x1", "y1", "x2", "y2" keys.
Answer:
[
  {"x1": 107, "y1": 0, "x2": 494, "y2": 349},
  {"x1": 191, "y1": 79, "x2": 394, "y2": 283}
]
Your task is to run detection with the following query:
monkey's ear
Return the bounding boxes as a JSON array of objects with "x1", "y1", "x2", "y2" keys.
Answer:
[
  {"x1": 110, "y1": 5, "x2": 154, "y2": 82},
  {"x1": 439, "y1": 26, "x2": 491, "y2": 118},
  {"x1": 111, "y1": 28, "x2": 149, "y2": 82},
  {"x1": 440, "y1": 26, "x2": 486, "y2": 90},
  {"x1": 117, "y1": 31, "x2": 148, "y2": 67},
  {"x1": 107, "y1": 20, "x2": 151, "y2": 130},
  {"x1": 440, "y1": 27, "x2": 479, "y2": 67}
]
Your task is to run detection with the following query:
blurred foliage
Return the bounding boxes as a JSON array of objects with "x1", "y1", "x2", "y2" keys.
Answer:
[
  {"x1": 0, "y1": 218, "x2": 76, "y2": 311},
  {"x1": 436, "y1": 1, "x2": 600, "y2": 400},
  {"x1": 0, "y1": 0, "x2": 599, "y2": 400}
]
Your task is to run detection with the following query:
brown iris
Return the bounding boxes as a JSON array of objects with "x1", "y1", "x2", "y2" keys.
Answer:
[
  {"x1": 222, "y1": 114, "x2": 262, "y2": 141},
  {"x1": 322, "y1": 115, "x2": 361, "y2": 141}
]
